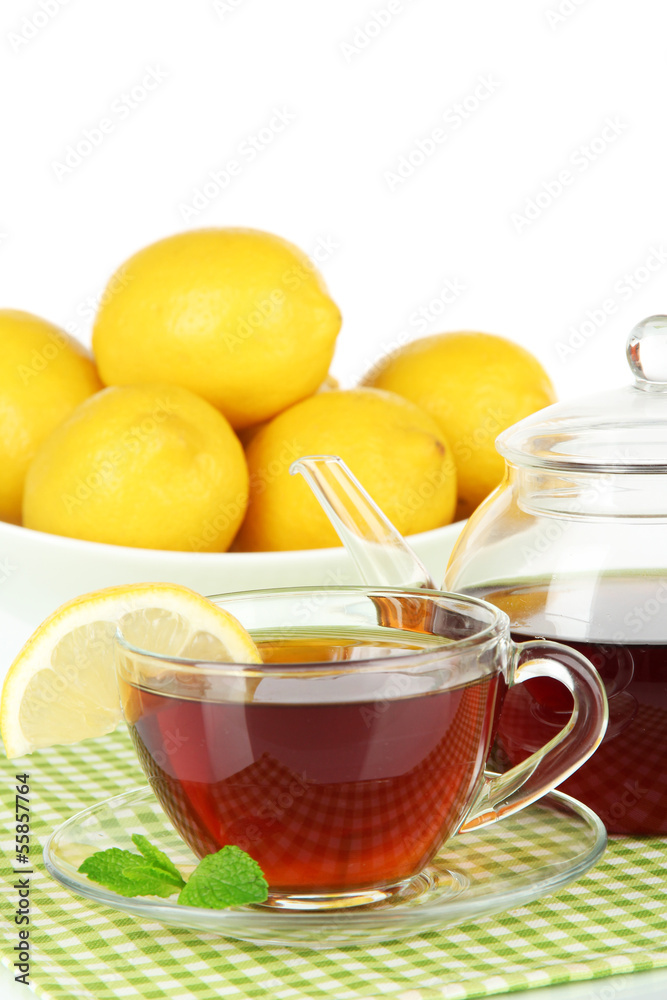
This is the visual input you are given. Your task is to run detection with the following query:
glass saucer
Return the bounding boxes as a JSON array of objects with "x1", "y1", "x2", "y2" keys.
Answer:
[{"x1": 43, "y1": 783, "x2": 606, "y2": 949}]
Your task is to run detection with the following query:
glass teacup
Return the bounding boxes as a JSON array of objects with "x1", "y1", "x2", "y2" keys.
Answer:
[{"x1": 115, "y1": 586, "x2": 607, "y2": 910}]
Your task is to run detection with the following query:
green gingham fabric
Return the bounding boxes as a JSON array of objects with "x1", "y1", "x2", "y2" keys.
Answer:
[{"x1": 1, "y1": 730, "x2": 666, "y2": 1000}]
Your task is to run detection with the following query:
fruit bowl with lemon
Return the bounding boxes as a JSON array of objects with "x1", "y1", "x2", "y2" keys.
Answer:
[{"x1": 0, "y1": 226, "x2": 556, "y2": 683}]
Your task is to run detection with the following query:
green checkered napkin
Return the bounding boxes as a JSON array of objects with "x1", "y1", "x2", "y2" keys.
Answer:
[{"x1": 1, "y1": 730, "x2": 666, "y2": 1000}]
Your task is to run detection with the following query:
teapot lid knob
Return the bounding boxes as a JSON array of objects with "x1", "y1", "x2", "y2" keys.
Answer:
[{"x1": 627, "y1": 315, "x2": 667, "y2": 390}]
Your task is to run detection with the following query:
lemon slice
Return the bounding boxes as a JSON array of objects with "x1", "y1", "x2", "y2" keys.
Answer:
[{"x1": 0, "y1": 583, "x2": 261, "y2": 759}]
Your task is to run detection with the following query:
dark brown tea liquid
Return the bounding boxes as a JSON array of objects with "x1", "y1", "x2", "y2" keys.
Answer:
[
  {"x1": 119, "y1": 628, "x2": 502, "y2": 893},
  {"x1": 474, "y1": 575, "x2": 667, "y2": 835}
]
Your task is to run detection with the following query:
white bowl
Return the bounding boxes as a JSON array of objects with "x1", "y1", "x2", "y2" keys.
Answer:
[{"x1": 0, "y1": 519, "x2": 464, "y2": 676}]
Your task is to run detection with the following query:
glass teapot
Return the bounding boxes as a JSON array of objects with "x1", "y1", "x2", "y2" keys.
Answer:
[{"x1": 445, "y1": 316, "x2": 667, "y2": 834}]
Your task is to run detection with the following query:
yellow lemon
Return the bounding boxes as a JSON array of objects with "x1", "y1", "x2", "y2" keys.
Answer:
[
  {"x1": 237, "y1": 372, "x2": 340, "y2": 449},
  {"x1": 363, "y1": 332, "x2": 556, "y2": 519},
  {"x1": 92, "y1": 228, "x2": 342, "y2": 429},
  {"x1": 0, "y1": 583, "x2": 261, "y2": 758},
  {"x1": 0, "y1": 309, "x2": 101, "y2": 524},
  {"x1": 236, "y1": 388, "x2": 457, "y2": 551},
  {"x1": 23, "y1": 383, "x2": 248, "y2": 552}
]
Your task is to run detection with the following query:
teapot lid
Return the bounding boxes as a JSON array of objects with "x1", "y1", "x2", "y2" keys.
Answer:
[{"x1": 497, "y1": 316, "x2": 667, "y2": 472}]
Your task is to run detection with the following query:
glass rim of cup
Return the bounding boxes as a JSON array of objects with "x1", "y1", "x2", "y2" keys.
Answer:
[{"x1": 113, "y1": 586, "x2": 511, "y2": 680}]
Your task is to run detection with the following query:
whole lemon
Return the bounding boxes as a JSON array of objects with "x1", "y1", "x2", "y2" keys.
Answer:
[
  {"x1": 0, "y1": 310, "x2": 102, "y2": 524},
  {"x1": 363, "y1": 332, "x2": 556, "y2": 519},
  {"x1": 23, "y1": 384, "x2": 248, "y2": 551},
  {"x1": 92, "y1": 228, "x2": 342, "y2": 429},
  {"x1": 236, "y1": 388, "x2": 457, "y2": 551}
]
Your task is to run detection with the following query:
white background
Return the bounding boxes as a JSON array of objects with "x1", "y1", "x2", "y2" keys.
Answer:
[
  {"x1": 2, "y1": 3, "x2": 667, "y2": 998},
  {"x1": 2, "y1": 0, "x2": 666, "y2": 403}
]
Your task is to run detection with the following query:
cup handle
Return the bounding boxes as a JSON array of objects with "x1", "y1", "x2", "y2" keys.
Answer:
[{"x1": 458, "y1": 640, "x2": 608, "y2": 833}]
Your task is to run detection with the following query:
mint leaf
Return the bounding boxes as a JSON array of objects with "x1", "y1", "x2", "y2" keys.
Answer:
[
  {"x1": 178, "y1": 845, "x2": 268, "y2": 909},
  {"x1": 131, "y1": 834, "x2": 185, "y2": 884},
  {"x1": 79, "y1": 844, "x2": 186, "y2": 898},
  {"x1": 78, "y1": 837, "x2": 268, "y2": 908}
]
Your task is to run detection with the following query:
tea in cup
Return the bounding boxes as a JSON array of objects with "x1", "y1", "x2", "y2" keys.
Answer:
[{"x1": 115, "y1": 587, "x2": 607, "y2": 909}]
